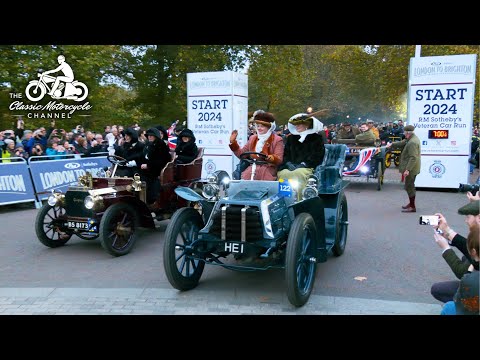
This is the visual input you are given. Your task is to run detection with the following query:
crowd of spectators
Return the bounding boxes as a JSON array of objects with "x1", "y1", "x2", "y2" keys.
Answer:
[{"x1": 0, "y1": 118, "x2": 148, "y2": 162}]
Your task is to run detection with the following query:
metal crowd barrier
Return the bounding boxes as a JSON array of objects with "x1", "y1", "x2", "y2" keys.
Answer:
[{"x1": 1, "y1": 152, "x2": 110, "y2": 208}]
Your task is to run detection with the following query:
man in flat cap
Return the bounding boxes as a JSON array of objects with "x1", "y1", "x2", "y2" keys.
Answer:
[{"x1": 386, "y1": 124, "x2": 421, "y2": 212}]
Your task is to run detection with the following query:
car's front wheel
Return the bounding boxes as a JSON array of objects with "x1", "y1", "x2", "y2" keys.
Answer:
[
  {"x1": 35, "y1": 203, "x2": 72, "y2": 248},
  {"x1": 163, "y1": 207, "x2": 205, "y2": 291},
  {"x1": 285, "y1": 213, "x2": 317, "y2": 307},
  {"x1": 99, "y1": 203, "x2": 137, "y2": 257}
]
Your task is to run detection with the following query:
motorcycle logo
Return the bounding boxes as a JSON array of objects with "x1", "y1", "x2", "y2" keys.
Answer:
[{"x1": 25, "y1": 55, "x2": 88, "y2": 102}]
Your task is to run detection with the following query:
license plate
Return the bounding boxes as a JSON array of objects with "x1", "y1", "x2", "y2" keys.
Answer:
[
  {"x1": 224, "y1": 242, "x2": 244, "y2": 254},
  {"x1": 67, "y1": 220, "x2": 98, "y2": 232}
]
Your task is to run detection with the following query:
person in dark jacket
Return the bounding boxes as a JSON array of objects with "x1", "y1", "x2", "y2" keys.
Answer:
[
  {"x1": 175, "y1": 128, "x2": 198, "y2": 164},
  {"x1": 113, "y1": 128, "x2": 145, "y2": 177},
  {"x1": 430, "y1": 199, "x2": 480, "y2": 304},
  {"x1": 140, "y1": 127, "x2": 172, "y2": 207},
  {"x1": 440, "y1": 222, "x2": 479, "y2": 315},
  {"x1": 155, "y1": 125, "x2": 169, "y2": 146},
  {"x1": 277, "y1": 113, "x2": 325, "y2": 199}
]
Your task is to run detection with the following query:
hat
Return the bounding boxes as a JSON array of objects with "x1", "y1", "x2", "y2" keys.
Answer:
[
  {"x1": 457, "y1": 200, "x2": 480, "y2": 216},
  {"x1": 366, "y1": 119, "x2": 374, "y2": 123},
  {"x1": 404, "y1": 125, "x2": 415, "y2": 131},
  {"x1": 4, "y1": 138, "x2": 14, "y2": 146},
  {"x1": 178, "y1": 128, "x2": 196, "y2": 142},
  {"x1": 343, "y1": 122, "x2": 351, "y2": 126},
  {"x1": 288, "y1": 113, "x2": 313, "y2": 127},
  {"x1": 250, "y1": 110, "x2": 276, "y2": 128}
]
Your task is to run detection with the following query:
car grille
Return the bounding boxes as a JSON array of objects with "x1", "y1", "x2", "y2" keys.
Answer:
[
  {"x1": 65, "y1": 190, "x2": 94, "y2": 218},
  {"x1": 210, "y1": 205, "x2": 263, "y2": 242}
]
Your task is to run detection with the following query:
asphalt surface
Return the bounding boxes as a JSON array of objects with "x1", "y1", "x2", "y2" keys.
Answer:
[{"x1": 0, "y1": 167, "x2": 478, "y2": 315}]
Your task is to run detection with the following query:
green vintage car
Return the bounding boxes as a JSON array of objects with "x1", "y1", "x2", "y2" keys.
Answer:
[{"x1": 163, "y1": 144, "x2": 349, "y2": 307}]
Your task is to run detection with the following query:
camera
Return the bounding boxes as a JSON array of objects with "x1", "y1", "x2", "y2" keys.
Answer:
[
  {"x1": 419, "y1": 215, "x2": 439, "y2": 226},
  {"x1": 459, "y1": 180, "x2": 480, "y2": 195}
]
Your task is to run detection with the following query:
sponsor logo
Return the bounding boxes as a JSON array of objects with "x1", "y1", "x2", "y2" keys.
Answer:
[{"x1": 64, "y1": 163, "x2": 81, "y2": 169}]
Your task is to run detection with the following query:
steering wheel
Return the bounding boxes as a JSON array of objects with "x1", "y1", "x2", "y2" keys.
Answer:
[
  {"x1": 239, "y1": 151, "x2": 269, "y2": 165},
  {"x1": 107, "y1": 154, "x2": 128, "y2": 166}
]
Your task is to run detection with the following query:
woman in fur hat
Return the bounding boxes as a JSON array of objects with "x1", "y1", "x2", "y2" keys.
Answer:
[
  {"x1": 229, "y1": 110, "x2": 284, "y2": 181},
  {"x1": 175, "y1": 128, "x2": 198, "y2": 164},
  {"x1": 277, "y1": 113, "x2": 325, "y2": 198},
  {"x1": 140, "y1": 127, "x2": 172, "y2": 208}
]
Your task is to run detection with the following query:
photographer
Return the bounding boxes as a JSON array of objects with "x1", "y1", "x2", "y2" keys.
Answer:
[
  {"x1": 430, "y1": 199, "x2": 480, "y2": 303},
  {"x1": 440, "y1": 224, "x2": 479, "y2": 315}
]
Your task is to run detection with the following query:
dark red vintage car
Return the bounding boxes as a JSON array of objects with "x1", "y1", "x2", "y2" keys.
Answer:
[{"x1": 35, "y1": 149, "x2": 204, "y2": 256}]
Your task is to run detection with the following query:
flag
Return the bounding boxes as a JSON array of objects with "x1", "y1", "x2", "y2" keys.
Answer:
[
  {"x1": 167, "y1": 120, "x2": 178, "y2": 150},
  {"x1": 342, "y1": 147, "x2": 378, "y2": 175}
]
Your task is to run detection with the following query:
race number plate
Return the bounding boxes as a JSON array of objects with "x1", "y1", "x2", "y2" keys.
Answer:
[{"x1": 278, "y1": 179, "x2": 293, "y2": 197}]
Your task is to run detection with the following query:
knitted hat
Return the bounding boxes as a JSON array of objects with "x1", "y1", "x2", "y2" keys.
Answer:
[
  {"x1": 404, "y1": 125, "x2": 415, "y2": 131},
  {"x1": 4, "y1": 138, "x2": 14, "y2": 146}
]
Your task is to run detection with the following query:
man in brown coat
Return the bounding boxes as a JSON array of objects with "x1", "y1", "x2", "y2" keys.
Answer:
[{"x1": 386, "y1": 125, "x2": 421, "y2": 212}]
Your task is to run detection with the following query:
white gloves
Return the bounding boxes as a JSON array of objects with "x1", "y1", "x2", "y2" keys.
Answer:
[{"x1": 126, "y1": 160, "x2": 137, "y2": 167}]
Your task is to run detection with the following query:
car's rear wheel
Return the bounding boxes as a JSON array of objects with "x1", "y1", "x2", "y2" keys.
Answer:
[
  {"x1": 332, "y1": 192, "x2": 348, "y2": 256},
  {"x1": 100, "y1": 203, "x2": 137, "y2": 256},
  {"x1": 285, "y1": 213, "x2": 317, "y2": 307},
  {"x1": 163, "y1": 207, "x2": 205, "y2": 291},
  {"x1": 35, "y1": 203, "x2": 72, "y2": 248},
  {"x1": 385, "y1": 152, "x2": 392, "y2": 168},
  {"x1": 394, "y1": 155, "x2": 401, "y2": 167},
  {"x1": 377, "y1": 161, "x2": 383, "y2": 191}
]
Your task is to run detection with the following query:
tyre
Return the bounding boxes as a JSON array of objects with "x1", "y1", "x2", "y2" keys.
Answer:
[
  {"x1": 285, "y1": 213, "x2": 317, "y2": 307},
  {"x1": 376, "y1": 161, "x2": 383, "y2": 191},
  {"x1": 99, "y1": 203, "x2": 137, "y2": 257},
  {"x1": 332, "y1": 193, "x2": 348, "y2": 256},
  {"x1": 25, "y1": 81, "x2": 46, "y2": 102},
  {"x1": 72, "y1": 81, "x2": 88, "y2": 101},
  {"x1": 35, "y1": 204, "x2": 72, "y2": 248},
  {"x1": 394, "y1": 155, "x2": 400, "y2": 167},
  {"x1": 163, "y1": 207, "x2": 205, "y2": 291},
  {"x1": 385, "y1": 152, "x2": 391, "y2": 168}
]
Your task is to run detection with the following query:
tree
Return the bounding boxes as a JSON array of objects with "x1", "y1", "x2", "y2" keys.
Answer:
[{"x1": 248, "y1": 45, "x2": 314, "y2": 124}]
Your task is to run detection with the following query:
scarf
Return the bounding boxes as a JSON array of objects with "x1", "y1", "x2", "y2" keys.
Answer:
[{"x1": 255, "y1": 122, "x2": 276, "y2": 152}]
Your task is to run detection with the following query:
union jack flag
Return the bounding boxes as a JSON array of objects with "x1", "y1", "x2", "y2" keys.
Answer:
[
  {"x1": 342, "y1": 147, "x2": 378, "y2": 175},
  {"x1": 167, "y1": 120, "x2": 178, "y2": 150}
]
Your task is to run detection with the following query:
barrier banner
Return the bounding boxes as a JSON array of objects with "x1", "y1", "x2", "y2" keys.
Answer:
[
  {"x1": 0, "y1": 159, "x2": 37, "y2": 205},
  {"x1": 29, "y1": 156, "x2": 110, "y2": 199}
]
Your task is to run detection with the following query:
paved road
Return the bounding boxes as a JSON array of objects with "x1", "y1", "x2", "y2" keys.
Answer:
[{"x1": 0, "y1": 168, "x2": 477, "y2": 314}]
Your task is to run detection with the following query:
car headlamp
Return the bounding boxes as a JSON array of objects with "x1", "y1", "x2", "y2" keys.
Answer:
[
  {"x1": 47, "y1": 194, "x2": 58, "y2": 206},
  {"x1": 84, "y1": 195, "x2": 95, "y2": 209},
  {"x1": 289, "y1": 179, "x2": 299, "y2": 190},
  {"x1": 302, "y1": 176, "x2": 318, "y2": 200},
  {"x1": 48, "y1": 190, "x2": 64, "y2": 207},
  {"x1": 202, "y1": 183, "x2": 219, "y2": 199},
  {"x1": 302, "y1": 187, "x2": 318, "y2": 200}
]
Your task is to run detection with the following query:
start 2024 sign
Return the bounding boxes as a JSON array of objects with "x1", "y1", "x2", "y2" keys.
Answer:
[{"x1": 408, "y1": 54, "x2": 477, "y2": 188}]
